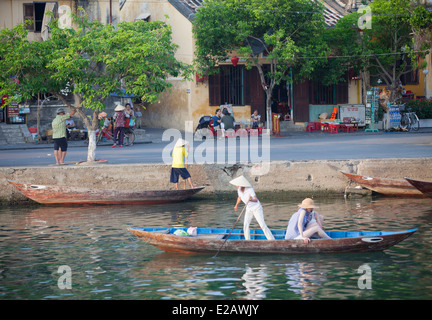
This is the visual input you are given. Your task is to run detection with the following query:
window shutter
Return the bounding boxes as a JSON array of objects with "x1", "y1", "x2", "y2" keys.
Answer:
[
  {"x1": 208, "y1": 71, "x2": 221, "y2": 106},
  {"x1": 23, "y1": 3, "x2": 35, "y2": 31}
]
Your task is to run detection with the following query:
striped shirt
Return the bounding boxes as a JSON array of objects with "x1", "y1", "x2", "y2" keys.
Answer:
[{"x1": 52, "y1": 114, "x2": 70, "y2": 139}]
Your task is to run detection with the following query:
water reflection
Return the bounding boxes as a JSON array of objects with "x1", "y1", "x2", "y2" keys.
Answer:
[
  {"x1": 242, "y1": 265, "x2": 270, "y2": 299},
  {"x1": 0, "y1": 195, "x2": 431, "y2": 300},
  {"x1": 285, "y1": 262, "x2": 326, "y2": 300}
]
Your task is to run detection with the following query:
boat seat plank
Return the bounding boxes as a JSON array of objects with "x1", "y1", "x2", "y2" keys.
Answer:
[{"x1": 194, "y1": 233, "x2": 225, "y2": 240}]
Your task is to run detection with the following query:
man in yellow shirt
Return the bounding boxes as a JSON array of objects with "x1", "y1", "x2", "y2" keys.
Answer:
[
  {"x1": 170, "y1": 138, "x2": 194, "y2": 190},
  {"x1": 52, "y1": 107, "x2": 76, "y2": 165}
]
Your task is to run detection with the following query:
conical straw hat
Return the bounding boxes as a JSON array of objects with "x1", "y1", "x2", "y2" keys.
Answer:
[
  {"x1": 174, "y1": 138, "x2": 189, "y2": 148},
  {"x1": 229, "y1": 175, "x2": 252, "y2": 188},
  {"x1": 298, "y1": 198, "x2": 319, "y2": 209},
  {"x1": 114, "y1": 104, "x2": 125, "y2": 111}
]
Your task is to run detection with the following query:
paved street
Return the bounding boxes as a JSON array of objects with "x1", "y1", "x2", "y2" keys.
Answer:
[{"x1": 0, "y1": 128, "x2": 431, "y2": 167}]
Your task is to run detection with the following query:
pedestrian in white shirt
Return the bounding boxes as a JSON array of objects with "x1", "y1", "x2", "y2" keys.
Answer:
[{"x1": 229, "y1": 175, "x2": 275, "y2": 240}]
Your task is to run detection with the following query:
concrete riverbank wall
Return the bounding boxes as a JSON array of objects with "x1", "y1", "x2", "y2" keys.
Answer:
[{"x1": 1, "y1": 158, "x2": 431, "y2": 205}]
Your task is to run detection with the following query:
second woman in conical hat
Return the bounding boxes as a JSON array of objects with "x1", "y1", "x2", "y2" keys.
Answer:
[{"x1": 229, "y1": 175, "x2": 275, "y2": 240}]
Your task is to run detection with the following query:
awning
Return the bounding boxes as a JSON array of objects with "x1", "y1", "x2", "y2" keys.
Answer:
[{"x1": 135, "y1": 13, "x2": 151, "y2": 21}]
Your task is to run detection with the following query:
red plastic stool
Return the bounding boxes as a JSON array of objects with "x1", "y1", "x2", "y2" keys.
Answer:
[
  {"x1": 306, "y1": 122, "x2": 316, "y2": 132},
  {"x1": 225, "y1": 129, "x2": 235, "y2": 138},
  {"x1": 321, "y1": 123, "x2": 329, "y2": 132},
  {"x1": 328, "y1": 124, "x2": 339, "y2": 133},
  {"x1": 345, "y1": 125, "x2": 354, "y2": 133},
  {"x1": 249, "y1": 129, "x2": 259, "y2": 136},
  {"x1": 236, "y1": 129, "x2": 248, "y2": 137}
]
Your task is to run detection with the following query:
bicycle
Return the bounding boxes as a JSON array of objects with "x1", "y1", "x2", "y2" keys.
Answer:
[{"x1": 399, "y1": 104, "x2": 420, "y2": 132}]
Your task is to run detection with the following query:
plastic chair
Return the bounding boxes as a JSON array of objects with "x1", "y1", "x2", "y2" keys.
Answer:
[
  {"x1": 328, "y1": 124, "x2": 339, "y2": 133},
  {"x1": 341, "y1": 124, "x2": 354, "y2": 133},
  {"x1": 249, "y1": 129, "x2": 259, "y2": 136},
  {"x1": 236, "y1": 129, "x2": 248, "y2": 137},
  {"x1": 306, "y1": 122, "x2": 316, "y2": 132},
  {"x1": 225, "y1": 129, "x2": 236, "y2": 138}
]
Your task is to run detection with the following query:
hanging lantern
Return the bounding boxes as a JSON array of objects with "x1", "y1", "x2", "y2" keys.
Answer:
[{"x1": 231, "y1": 56, "x2": 239, "y2": 67}]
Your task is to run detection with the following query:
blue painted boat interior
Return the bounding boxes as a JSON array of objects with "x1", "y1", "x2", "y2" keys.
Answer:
[{"x1": 130, "y1": 227, "x2": 417, "y2": 241}]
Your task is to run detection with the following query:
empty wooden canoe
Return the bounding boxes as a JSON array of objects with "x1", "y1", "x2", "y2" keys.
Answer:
[
  {"x1": 7, "y1": 180, "x2": 205, "y2": 205},
  {"x1": 341, "y1": 171, "x2": 423, "y2": 196},
  {"x1": 405, "y1": 177, "x2": 432, "y2": 198}
]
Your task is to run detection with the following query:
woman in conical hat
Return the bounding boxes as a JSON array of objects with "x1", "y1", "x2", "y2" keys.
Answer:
[
  {"x1": 285, "y1": 198, "x2": 331, "y2": 243},
  {"x1": 170, "y1": 138, "x2": 194, "y2": 190},
  {"x1": 229, "y1": 175, "x2": 275, "y2": 241},
  {"x1": 112, "y1": 105, "x2": 126, "y2": 147},
  {"x1": 114, "y1": 104, "x2": 125, "y2": 111}
]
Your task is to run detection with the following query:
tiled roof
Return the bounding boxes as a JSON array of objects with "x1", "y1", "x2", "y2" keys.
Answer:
[
  {"x1": 322, "y1": 1, "x2": 345, "y2": 27},
  {"x1": 179, "y1": 0, "x2": 203, "y2": 12},
  {"x1": 169, "y1": 0, "x2": 347, "y2": 26}
]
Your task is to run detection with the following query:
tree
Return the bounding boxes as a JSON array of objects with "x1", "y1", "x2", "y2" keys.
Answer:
[
  {"x1": 362, "y1": 0, "x2": 429, "y2": 103},
  {"x1": 311, "y1": 12, "x2": 365, "y2": 86},
  {"x1": 314, "y1": 0, "x2": 432, "y2": 105},
  {"x1": 0, "y1": 12, "x2": 188, "y2": 162},
  {"x1": 0, "y1": 22, "x2": 64, "y2": 143},
  {"x1": 408, "y1": 1, "x2": 432, "y2": 62},
  {"x1": 193, "y1": 0, "x2": 327, "y2": 128}
]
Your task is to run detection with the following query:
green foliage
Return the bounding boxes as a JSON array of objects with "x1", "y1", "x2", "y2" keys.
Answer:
[
  {"x1": 46, "y1": 14, "x2": 188, "y2": 111},
  {"x1": 193, "y1": 0, "x2": 327, "y2": 82},
  {"x1": 313, "y1": 0, "x2": 432, "y2": 97},
  {"x1": 0, "y1": 23, "x2": 64, "y2": 104},
  {"x1": 364, "y1": 0, "x2": 427, "y2": 87},
  {"x1": 310, "y1": 13, "x2": 365, "y2": 85},
  {"x1": 405, "y1": 99, "x2": 432, "y2": 119},
  {"x1": 0, "y1": 11, "x2": 188, "y2": 116}
]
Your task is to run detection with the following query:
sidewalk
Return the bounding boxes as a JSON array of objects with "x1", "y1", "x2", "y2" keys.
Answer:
[
  {"x1": 0, "y1": 126, "x2": 431, "y2": 151},
  {"x1": 0, "y1": 127, "x2": 164, "y2": 150}
]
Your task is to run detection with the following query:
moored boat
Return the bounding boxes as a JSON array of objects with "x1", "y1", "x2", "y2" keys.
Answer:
[
  {"x1": 128, "y1": 227, "x2": 417, "y2": 254},
  {"x1": 7, "y1": 180, "x2": 205, "y2": 205},
  {"x1": 405, "y1": 177, "x2": 432, "y2": 198},
  {"x1": 341, "y1": 171, "x2": 423, "y2": 196}
]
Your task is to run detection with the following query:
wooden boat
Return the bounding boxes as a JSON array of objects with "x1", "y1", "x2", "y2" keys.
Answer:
[
  {"x1": 405, "y1": 177, "x2": 432, "y2": 198},
  {"x1": 128, "y1": 227, "x2": 417, "y2": 254},
  {"x1": 7, "y1": 180, "x2": 205, "y2": 205},
  {"x1": 341, "y1": 171, "x2": 423, "y2": 196}
]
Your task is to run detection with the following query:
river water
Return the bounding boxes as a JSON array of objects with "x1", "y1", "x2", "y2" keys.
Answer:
[{"x1": 0, "y1": 196, "x2": 431, "y2": 300}]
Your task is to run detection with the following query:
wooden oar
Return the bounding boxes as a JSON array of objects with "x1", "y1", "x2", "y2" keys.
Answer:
[{"x1": 213, "y1": 203, "x2": 248, "y2": 258}]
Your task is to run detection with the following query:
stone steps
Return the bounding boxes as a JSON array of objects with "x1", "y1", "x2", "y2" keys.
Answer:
[
  {"x1": 279, "y1": 120, "x2": 305, "y2": 132},
  {"x1": 0, "y1": 123, "x2": 32, "y2": 144}
]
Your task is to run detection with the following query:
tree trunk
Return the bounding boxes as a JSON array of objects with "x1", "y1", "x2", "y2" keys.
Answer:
[
  {"x1": 255, "y1": 62, "x2": 275, "y2": 131},
  {"x1": 265, "y1": 91, "x2": 272, "y2": 132},
  {"x1": 54, "y1": 92, "x2": 99, "y2": 162},
  {"x1": 36, "y1": 94, "x2": 43, "y2": 144},
  {"x1": 87, "y1": 130, "x2": 97, "y2": 162}
]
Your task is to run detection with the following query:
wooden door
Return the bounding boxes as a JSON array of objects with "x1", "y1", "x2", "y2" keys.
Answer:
[
  {"x1": 293, "y1": 79, "x2": 309, "y2": 122},
  {"x1": 245, "y1": 67, "x2": 265, "y2": 120}
]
